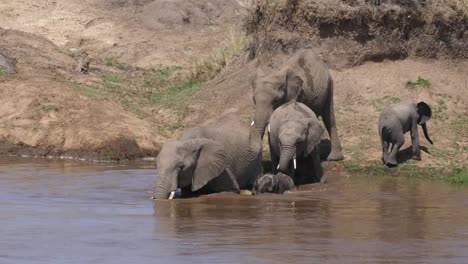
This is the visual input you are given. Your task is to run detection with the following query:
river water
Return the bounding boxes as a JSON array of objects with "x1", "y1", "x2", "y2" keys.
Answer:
[{"x1": 1, "y1": 158, "x2": 467, "y2": 264}]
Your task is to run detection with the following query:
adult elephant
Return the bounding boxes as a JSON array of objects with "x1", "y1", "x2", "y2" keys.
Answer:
[
  {"x1": 268, "y1": 101, "x2": 325, "y2": 185},
  {"x1": 153, "y1": 113, "x2": 262, "y2": 199},
  {"x1": 378, "y1": 101, "x2": 433, "y2": 166},
  {"x1": 252, "y1": 49, "x2": 343, "y2": 161}
]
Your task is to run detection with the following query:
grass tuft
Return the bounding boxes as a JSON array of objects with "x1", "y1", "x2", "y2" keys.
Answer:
[
  {"x1": 151, "y1": 79, "x2": 203, "y2": 108},
  {"x1": 74, "y1": 85, "x2": 107, "y2": 99},
  {"x1": 190, "y1": 28, "x2": 251, "y2": 80},
  {"x1": 406, "y1": 77, "x2": 431, "y2": 89},
  {"x1": 0, "y1": 66, "x2": 9, "y2": 76}
]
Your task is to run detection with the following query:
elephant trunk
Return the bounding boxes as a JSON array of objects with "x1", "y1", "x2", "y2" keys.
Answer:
[
  {"x1": 153, "y1": 185, "x2": 172, "y2": 200},
  {"x1": 421, "y1": 123, "x2": 433, "y2": 145},
  {"x1": 152, "y1": 171, "x2": 178, "y2": 200},
  {"x1": 253, "y1": 104, "x2": 273, "y2": 140},
  {"x1": 278, "y1": 145, "x2": 296, "y2": 174}
]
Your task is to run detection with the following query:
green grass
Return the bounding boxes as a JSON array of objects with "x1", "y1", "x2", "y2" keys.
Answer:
[
  {"x1": 103, "y1": 151, "x2": 115, "y2": 160},
  {"x1": 406, "y1": 77, "x2": 431, "y2": 89},
  {"x1": 74, "y1": 85, "x2": 107, "y2": 99},
  {"x1": 42, "y1": 105, "x2": 60, "y2": 112},
  {"x1": 143, "y1": 65, "x2": 182, "y2": 89},
  {"x1": 0, "y1": 66, "x2": 8, "y2": 76},
  {"x1": 343, "y1": 160, "x2": 468, "y2": 184},
  {"x1": 102, "y1": 74, "x2": 124, "y2": 84},
  {"x1": 371, "y1": 96, "x2": 401, "y2": 111},
  {"x1": 151, "y1": 79, "x2": 203, "y2": 108}
]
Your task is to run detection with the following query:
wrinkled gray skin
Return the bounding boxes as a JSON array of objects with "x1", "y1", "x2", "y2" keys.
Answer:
[
  {"x1": 252, "y1": 49, "x2": 343, "y2": 161},
  {"x1": 153, "y1": 113, "x2": 262, "y2": 199},
  {"x1": 268, "y1": 101, "x2": 325, "y2": 185},
  {"x1": 378, "y1": 101, "x2": 433, "y2": 166},
  {"x1": 254, "y1": 172, "x2": 295, "y2": 194}
]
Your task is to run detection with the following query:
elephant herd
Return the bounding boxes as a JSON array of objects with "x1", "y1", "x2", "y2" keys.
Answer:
[{"x1": 153, "y1": 49, "x2": 434, "y2": 200}]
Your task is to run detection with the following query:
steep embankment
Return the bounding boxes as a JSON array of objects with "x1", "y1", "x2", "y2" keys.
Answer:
[{"x1": 0, "y1": 28, "x2": 160, "y2": 160}]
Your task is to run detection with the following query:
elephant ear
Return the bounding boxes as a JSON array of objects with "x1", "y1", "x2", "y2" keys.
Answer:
[
  {"x1": 305, "y1": 119, "x2": 324, "y2": 155},
  {"x1": 189, "y1": 139, "x2": 227, "y2": 192},
  {"x1": 283, "y1": 68, "x2": 304, "y2": 101},
  {"x1": 252, "y1": 67, "x2": 266, "y2": 91},
  {"x1": 417, "y1": 101, "x2": 432, "y2": 125}
]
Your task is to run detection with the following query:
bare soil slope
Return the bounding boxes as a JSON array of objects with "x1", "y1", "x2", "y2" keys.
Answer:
[
  {"x1": 0, "y1": 0, "x2": 243, "y2": 68},
  {"x1": 0, "y1": 28, "x2": 161, "y2": 159}
]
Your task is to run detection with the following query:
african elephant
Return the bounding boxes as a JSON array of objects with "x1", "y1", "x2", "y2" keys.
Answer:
[
  {"x1": 378, "y1": 101, "x2": 433, "y2": 166},
  {"x1": 252, "y1": 49, "x2": 343, "y2": 161},
  {"x1": 254, "y1": 172, "x2": 295, "y2": 194},
  {"x1": 268, "y1": 101, "x2": 325, "y2": 185},
  {"x1": 153, "y1": 112, "x2": 262, "y2": 199}
]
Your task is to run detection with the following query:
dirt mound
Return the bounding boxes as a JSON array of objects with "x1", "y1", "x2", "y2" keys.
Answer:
[
  {"x1": 245, "y1": 0, "x2": 468, "y2": 68},
  {"x1": 0, "y1": 0, "x2": 244, "y2": 68},
  {"x1": 0, "y1": 28, "x2": 160, "y2": 160},
  {"x1": 139, "y1": 0, "x2": 242, "y2": 30}
]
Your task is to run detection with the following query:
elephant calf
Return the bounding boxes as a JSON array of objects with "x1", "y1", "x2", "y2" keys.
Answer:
[
  {"x1": 254, "y1": 173, "x2": 295, "y2": 194},
  {"x1": 378, "y1": 101, "x2": 433, "y2": 166},
  {"x1": 268, "y1": 101, "x2": 325, "y2": 185}
]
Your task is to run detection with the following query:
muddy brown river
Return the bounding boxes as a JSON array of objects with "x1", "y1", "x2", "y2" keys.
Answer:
[{"x1": 1, "y1": 158, "x2": 467, "y2": 264}]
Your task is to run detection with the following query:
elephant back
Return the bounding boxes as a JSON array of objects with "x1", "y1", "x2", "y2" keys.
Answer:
[{"x1": 289, "y1": 50, "x2": 332, "y2": 115}]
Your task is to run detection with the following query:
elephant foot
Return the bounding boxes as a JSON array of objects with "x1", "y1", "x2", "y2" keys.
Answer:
[
  {"x1": 326, "y1": 150, "x2": 344, "y2": 161},
  {"x1": 385, "y1": 158, "x2": 398, "y2": 167},
  {"x1": 411, "y1": 154, "x2": 422, "y2": 161}
]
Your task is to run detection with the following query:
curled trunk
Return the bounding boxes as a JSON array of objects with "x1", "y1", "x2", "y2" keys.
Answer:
[{"x1": 421, "y1": 123, "x2": 433, "y2": 145}]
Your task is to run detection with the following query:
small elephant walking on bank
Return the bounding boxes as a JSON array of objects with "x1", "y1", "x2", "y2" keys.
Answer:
[
  {"x1": 378, "y1": 101, "x2": 434, "y2": 166},
  {"x1": 252, "y1": 49, "x2": 343, "y2": 161},
  {"x1": 268, "y1": 101, "x2": 325, "y2": 185}
]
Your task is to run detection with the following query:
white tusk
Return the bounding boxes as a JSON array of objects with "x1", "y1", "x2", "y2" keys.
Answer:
[
  {"x1": 277, "y1": 164, "x2": 280, "y2": 169},
  {"x1": 267, "y1": 124, "x2": 270, "y2": 133},
  {"x1": 251, "y1": 121, "x2": 255, "y2": 126},
  {"x1": 168, "y1": 191, "x2": 175, "y2": 200},
  {"x1": 293, "y1": 158, "x2": 296, "y2": 169}
]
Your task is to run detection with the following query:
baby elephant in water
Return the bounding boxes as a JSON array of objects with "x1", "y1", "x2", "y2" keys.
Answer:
[
  {"x1": 254, "y1": 173, "x2": 295, "y2": 194},
  {"x1": 378, "y1": 101, "x2": 433, "y2": 166}
]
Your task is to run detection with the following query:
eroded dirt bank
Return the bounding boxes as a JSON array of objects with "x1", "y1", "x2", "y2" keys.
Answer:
[{"x1": 0, "y1": 0, "x2": 467, "y2": 167}]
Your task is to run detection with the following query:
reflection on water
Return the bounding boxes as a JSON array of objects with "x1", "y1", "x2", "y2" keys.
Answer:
[{"x1": 1, "y1": 158, "x2": 467, "y2": 264}]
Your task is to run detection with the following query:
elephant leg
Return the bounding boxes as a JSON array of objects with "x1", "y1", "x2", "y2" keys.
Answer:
[
  {"x1": 387, "y1": 134, "x2": 404, "y2": 166},
  {"x1": 226, "y1": 168, "x2": 240, "y2": 193},
  {"x1": 322, "y1": 90, "x2": 344, "y2": 161},
  {"x1": 311, "y1": 148, "x2": 324, "y2": 183},
  {"x1": 381, "y1": 139, "x2": 389, "y2": 164}
]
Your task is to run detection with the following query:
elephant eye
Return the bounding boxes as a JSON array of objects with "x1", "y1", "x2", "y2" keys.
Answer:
[{"x1": 176, "y1": 164, "x2": 184, "y2": 171}]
